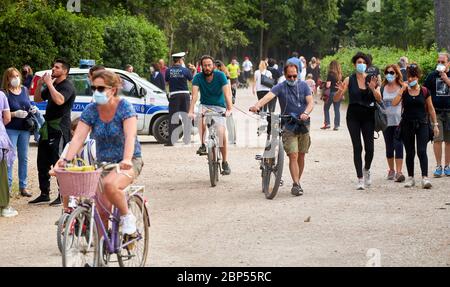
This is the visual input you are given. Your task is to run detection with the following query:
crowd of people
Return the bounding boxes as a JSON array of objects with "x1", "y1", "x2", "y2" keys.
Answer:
[{"x1": 0, "y1": 50, "x2": 449, "y2": 222}]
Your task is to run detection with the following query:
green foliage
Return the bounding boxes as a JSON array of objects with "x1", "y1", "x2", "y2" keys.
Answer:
[
  {"x1": 102, "y1": 14, "x2": 167, "y2": 75},
  {"x1": 320, "y1": 46, "x2": 439, "y2": 83},
  {"x1": 33, "y1": 7, "x2": 105, "y2": 67},
  {"x1": 0, "y1": 7, "x2": 57, "y2": 72}
]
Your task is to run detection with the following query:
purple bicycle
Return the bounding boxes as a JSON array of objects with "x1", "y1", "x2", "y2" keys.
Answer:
[{"x1": 61, "y1": 163, "x2": 150, "y2": 267}]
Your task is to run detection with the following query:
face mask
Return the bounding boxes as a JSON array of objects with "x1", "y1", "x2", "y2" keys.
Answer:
[
  {"x1": 408, "y1": 80, "x2": 418, "y2": 87},
  {"x1": 10, "y1": 77, "x2": 20, "y2": 88},
  {"x1": 356, "y1": 63, "x2": 367, "y2": 74},
  {"x1": 287, "y1": 79, "x2": 297, "y2": 86},
  {"x1": 386, "y1": 74, "x2": 396, "y2": 83},
  {"x1": 93, "y1": 90, "x2": 109, "y2": 105},
  {"x1": 436, "y1": 64, "x2": 446, "y2": 73}
]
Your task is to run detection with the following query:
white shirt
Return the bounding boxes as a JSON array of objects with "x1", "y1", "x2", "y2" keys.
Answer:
[
  {"x1": 254, "y1": 69, "x2": 272, "y2": 92},
  {"x1": 243, "y1": 60, "x2": 253, "y2": 72}
]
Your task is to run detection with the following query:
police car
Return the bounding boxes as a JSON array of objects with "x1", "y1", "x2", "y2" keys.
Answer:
[{"x1": 29, "y1": 68, "x2": 172, "y2": 143}]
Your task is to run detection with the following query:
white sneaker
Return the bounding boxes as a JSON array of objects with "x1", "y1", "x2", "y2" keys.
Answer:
[
  {"x1": 363, "y1": 169, "x2": 371, "y2": 187},
  {"x1": 1, "y1": 206, "x2": 18, "y2": 218},
  {"x1": 356, "y1": 178, "x2": 365, "y2": 190},
  {"x1": 121, "y1": 212, "x2": 137, "y2": 235},
  {"x1": 404, "y1": 177, "x2": 415, "y2": 188},
  {"x1": 421, "y1": 177, "x2": 432, "y2": 189}
]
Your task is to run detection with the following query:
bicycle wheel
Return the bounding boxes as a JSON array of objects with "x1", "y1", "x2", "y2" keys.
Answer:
[
  {"x1": 57, "y1": 212, "x2": 70, "y2": 254},
  {"x1": 208, "y1": 143, "x2": 218, "y2": 187},
  {"x1": 118, "y1": 195, "x2": 150, "y2": 267},
  {"x1": 262, "y1": 139, "x2": 285, "y2": 199},
  {"x1": 62, "y1": 206, "x2": 100, "y2": 267}
]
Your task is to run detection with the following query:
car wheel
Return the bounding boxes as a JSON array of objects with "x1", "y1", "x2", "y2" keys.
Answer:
[{"x1": 152, "y1": 115, "x2": 169, "y2": 144}]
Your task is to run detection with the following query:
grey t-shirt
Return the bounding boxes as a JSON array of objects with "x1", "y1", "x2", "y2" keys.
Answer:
[{"x1": 382, "y1": 86, "x2": 402, "y2": 126}]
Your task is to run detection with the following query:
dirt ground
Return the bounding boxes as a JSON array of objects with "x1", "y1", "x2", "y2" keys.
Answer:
[{"x1": 0, "y1": 87, "x2": 449, "y2": 267}]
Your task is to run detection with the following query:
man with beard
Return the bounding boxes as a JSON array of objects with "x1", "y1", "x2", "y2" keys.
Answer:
[
  {"x1": 29, "y1": 58, "x2": 76, "y2": 205},
  {"x1": 188, "y1": 55, "x2": 233, "y2": 175}
]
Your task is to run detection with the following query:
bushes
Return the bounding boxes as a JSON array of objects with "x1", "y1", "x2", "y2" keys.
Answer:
[
  {"x1": 102, "y1": 15, "x2": 168, "y2": 76},
  {"x1": 320, "y1": 47, "x2": 440, "y2": 83},
  {"x1": 0, "y1": 7, "x2": 167, "y2": 75}
]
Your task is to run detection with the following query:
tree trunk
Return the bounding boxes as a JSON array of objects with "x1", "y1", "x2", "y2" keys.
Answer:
[
  {"x1": 435, "y1": 0, "x2": 450, "y2": 51},
  {"x1": 259, "y1": 1, "x2": 264, "y2": 61}
]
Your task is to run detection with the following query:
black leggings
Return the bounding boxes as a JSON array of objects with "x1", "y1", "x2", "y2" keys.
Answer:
[
  {"x1": 257, "y1": 91, "x2": 276, "y2": 113},
  {"x1": 383, "y1": 126, "x2": 403, "y2": 159},
  {"x1": 401, "y1": 121, "x2": 429, "y2": 177},
  {"x1": 347, "y1": 118, "x2": 375, "y2": 178}
]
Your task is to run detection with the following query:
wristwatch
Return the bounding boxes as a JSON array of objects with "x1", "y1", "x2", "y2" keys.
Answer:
[
  {"x1": 433, "y1": 123, "x2": 439, "y2": 126},
  {"x1": 303, "y1": 111, "x2": 310, "y2": 116}
]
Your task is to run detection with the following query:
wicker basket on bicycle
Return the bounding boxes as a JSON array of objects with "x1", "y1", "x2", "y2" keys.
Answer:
[{"x1": 54, "y1": 159, "x2": 101, "y2": 198}]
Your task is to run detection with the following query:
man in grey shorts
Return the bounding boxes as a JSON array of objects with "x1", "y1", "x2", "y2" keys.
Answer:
[
  {"x1": 424, "y1": 52, "x2": 450, "y2": 177},
  {"x1": 188, "y1": 55, "x2": 233, "y2": 175}
]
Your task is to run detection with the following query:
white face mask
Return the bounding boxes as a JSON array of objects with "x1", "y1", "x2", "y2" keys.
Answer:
[
  {"x1": 10, "y1": 77, "x2": 20, "y2": 88},
  {"x1": 436, "y1": 64, "x2": 446, "y2": 73}
]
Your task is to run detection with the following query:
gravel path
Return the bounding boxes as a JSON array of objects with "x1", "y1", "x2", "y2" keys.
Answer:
[{"x1": 0, "y1": 87, "x2": 448, "y2": 267}]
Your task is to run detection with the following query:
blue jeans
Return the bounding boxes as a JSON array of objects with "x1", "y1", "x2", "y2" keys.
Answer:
[
  {"x1": 6, "y1": 129, "x2": 30, "y2": 189},
  {"x1": 323, "y1": 92, "x2": 341, "y2": 127}
]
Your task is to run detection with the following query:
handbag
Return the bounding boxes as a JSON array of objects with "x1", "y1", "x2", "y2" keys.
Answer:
[
  {"x1": 260, "y1": 71, "x2": 275, "y2": 88},
  {"x1": 374, "y1": 101, "x2": 388, "y2": 138},
  {"x1": 23, "y1": 113, "x2": 36, "y2": 132}
]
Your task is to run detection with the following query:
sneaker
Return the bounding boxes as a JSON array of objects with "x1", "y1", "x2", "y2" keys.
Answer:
[
  {"x1": 394, "y1": 172, "x2": 405, "y2": 183},
  {"x1": 444, "y1": 165, "x2": 450, "y2": 176},
  {"x1": 387, "y1": 170, "x2": 395, "y2": 180},
  {"x1": 291, "y1": 183, "x2": 304, "y2": 196},
  {"x1": 433, "y1": 166, "x2": 443, "y2": 178},
  {"x1": 1, "y1": 206, "x2": 18, "y2": 217},
  {"x1": 20, "y1": 188, "x2": 32, "y2": 197},
  {"x1": 49, "y1": 196, "x2": 62, "y2": 207},
  {"x1": 363, "y1": 169, "x2": 371, "y2": 187},
  {"x1": 28, "y1": 194, "x2": 50, "y2": 205},
  {"x1": 356, "y1": 178, "x2": 365, "y2": 190},
  {"x1": 121, "y1": 212, "x2": 137, "y2": 235},
  {"x1": 222, "y1": 161, "x2": 231, "y2": 175},
  {"x1": 320, "y1": 124, "x2": 330, "y2": 130},
  {"x1": 404, "y1": 177, "x2": 415, "y2": 188},
  {"x1": 196, "y1": 144, "x2": 207, "y2": 155},
  {"x1": 421, "y1": 177, "x2": 432, "y2": 189},
  {"x1": 333, "y1": 127, "x2": 339, "y2": 131}
]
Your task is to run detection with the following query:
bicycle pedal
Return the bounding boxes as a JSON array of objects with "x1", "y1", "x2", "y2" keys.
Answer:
[{"x1": 255, "y1": 154, "x2": 262, "y2": 160}]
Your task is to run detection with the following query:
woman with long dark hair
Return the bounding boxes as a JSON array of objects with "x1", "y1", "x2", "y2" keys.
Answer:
[
  {"x1": 322, "y1": 60, "x2": 343, "y2": 130},
  {"x1": 392, "y1": 64, "x2": 439, "y2": 189}
]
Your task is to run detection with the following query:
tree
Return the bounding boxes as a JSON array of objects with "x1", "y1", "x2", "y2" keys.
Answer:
[{"x1": 434, "y1": 0, "x2": 450, "y2": 51}]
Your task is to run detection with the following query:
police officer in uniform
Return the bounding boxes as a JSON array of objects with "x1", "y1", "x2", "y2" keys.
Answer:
[{"x1": 165, "y1": 52, "x2": 193, "y2": 146}]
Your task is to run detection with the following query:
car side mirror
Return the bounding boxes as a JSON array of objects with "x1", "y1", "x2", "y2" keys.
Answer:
[{"x1": 139, "y1": 87, "x2": 147, "y2": 97}]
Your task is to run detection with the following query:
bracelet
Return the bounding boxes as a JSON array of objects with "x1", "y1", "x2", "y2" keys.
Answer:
[
  {"x1": 303, "y1": 112, "x2": 310, "y2": 116},
  {"x1": 433, "y1": 123, "x2": 439, "y2": 126}
]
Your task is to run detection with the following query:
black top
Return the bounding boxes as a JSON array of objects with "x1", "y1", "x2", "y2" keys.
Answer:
[
  {"x1": 307, "y1": 65, "x2": 321, "y2": 84},
  {"x1": 423, "y1": 70, "x2": 450, "y2": 110},
  {"x1": 150, "y1": 71, "x2": 166, "y2": 91},
  {"x1": 41, "y1": 78, "x2": 76, "y2": 142},
  {"x1": 401, "y1": 88, "x2": 430, "y2": 122},
  {"x1": 326, "y1": 72, "x2": 338, "y2": 93},
  {"x1": 348, "y1": 73, "x2": 375, "y2": 107},
  {"x1": 23, "y1": 75, "x2": 33, "y2": 89}
]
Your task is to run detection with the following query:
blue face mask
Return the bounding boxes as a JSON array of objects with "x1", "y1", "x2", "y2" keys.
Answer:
[
  {"x1": 286, "y1": 79, "x2": 297, "y2": 86},
  {"x1": 356, "y1": 63, "x2": 367, "y2": 74},
  {"x1": 386, "y1": 74, "x2": 396, "y2": 83},
  {"x1": 93, "y1": 90, "x2": 109, "y2": 105},
  {"x1": 408, "y1": 80, "x2": 418, "y2": 87}
]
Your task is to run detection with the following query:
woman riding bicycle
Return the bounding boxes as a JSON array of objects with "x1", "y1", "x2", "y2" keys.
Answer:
[{"x1": 57, "y1": 70, "x2": 143, "y2": 235}]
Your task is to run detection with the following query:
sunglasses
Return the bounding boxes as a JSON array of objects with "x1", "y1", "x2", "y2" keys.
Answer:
[
  {"x1": 286, "y1": 75, "x2": 297, "y2": 80},
  {"x1": 90, "y1": 85, "x2": 111, "y2": 92},
  {"x1": 385, "y1": 71, "x2": 395, "y2": 75},
  {"x1": 438, "y1": 61, "x2": 447, "y2": 64}
]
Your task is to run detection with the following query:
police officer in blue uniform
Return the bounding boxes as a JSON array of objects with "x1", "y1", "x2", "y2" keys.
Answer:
[{"x1": 165, "y1": 52, "x2": 193, "y2": 146}]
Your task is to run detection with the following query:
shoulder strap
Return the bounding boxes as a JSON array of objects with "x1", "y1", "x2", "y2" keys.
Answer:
[{"x1": 421, "y1": 86, "x2": 428, "y2": 98}]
